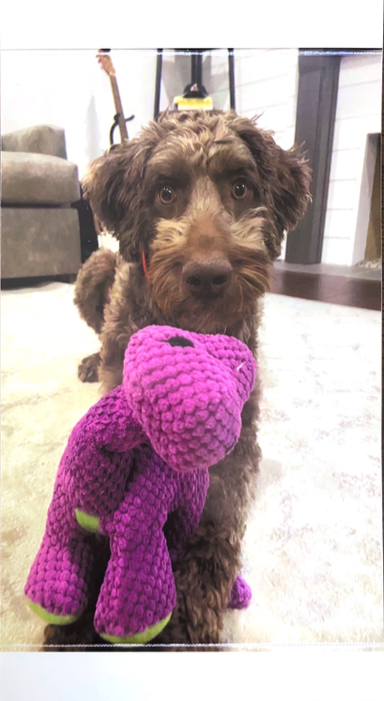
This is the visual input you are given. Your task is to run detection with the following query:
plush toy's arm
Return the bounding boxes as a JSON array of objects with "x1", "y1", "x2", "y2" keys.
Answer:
[
  {"x1": 69, "y1": 384, "x2": 146, "y2": 454},
  {"x1": 64, "y1": 385, "x2": 147, "y2": 517},
  {"x1": 165, "y1": 469, "x2": 210, "y2": 562},
  {"x1": 94, "y1": 449, "x2": 205, "y2": 641}
]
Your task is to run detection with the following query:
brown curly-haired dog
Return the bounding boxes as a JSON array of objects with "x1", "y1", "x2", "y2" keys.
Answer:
[{"x1": 44, "y1": 110, "x2": 311, "y2": 650}]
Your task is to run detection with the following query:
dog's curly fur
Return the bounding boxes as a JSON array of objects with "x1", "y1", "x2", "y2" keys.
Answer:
[{"x1": 45, "y1": 110, "x2": 311, "y2": 650}]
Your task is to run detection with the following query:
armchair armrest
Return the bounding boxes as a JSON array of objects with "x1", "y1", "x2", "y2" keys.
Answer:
[{"x1": 1, "y1": 125, "x2": 67, "y2": 159}]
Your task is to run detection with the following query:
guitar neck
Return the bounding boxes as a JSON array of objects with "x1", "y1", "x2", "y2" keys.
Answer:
[{"x1": 109, "y1": 75, "x2": 128, "y2": 142}]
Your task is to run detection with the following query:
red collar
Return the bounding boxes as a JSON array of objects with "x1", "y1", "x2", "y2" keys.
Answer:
[{"x1": 141, "y1": 250, "x2": 149, "y2": 277}]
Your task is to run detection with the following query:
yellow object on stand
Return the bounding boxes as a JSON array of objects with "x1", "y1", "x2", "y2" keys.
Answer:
[{"x1": 173, "y1": 95, "x2": 213, "y2": 111}]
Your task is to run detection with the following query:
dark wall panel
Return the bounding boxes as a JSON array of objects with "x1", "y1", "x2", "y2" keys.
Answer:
[{"x1": 285, "y1": 54, "x2": 341, "y2": 264}]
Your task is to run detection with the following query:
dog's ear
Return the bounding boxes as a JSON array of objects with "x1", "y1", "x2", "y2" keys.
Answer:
[
  {"x1": 82, "y1": 140, "x2": 144, "y2": 233},
  {"x1": 228, "y1": 116, "x2": 312, "y2": 258},
  {"x1": 82, "y1": 124, "x2": 164, "y2": 261}
]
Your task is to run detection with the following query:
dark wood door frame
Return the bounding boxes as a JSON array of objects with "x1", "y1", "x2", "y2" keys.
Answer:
[{"x1": 285, "y1": 52, "x2": 341, "y2": 264}]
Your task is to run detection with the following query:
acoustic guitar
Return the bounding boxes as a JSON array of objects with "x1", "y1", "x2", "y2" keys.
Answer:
[{"x1": 97, "y1": 49, "x2": 134, "y2": 145}]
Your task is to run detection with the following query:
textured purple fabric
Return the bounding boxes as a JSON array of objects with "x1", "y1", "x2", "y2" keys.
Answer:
[
  {"x1": 228, "y1": 576, "x2": 252, "y2": 609},
  {"x1": 124, "y1": 326, "x2": 255, "y2": 471},
  {"x1": 25, "y1": 325, "x2": 256, "y2": 640}
]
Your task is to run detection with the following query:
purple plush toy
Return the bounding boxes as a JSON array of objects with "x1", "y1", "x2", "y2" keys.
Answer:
[{"x1": 25, "y1": 325, "x2": 255, "y2": 644}]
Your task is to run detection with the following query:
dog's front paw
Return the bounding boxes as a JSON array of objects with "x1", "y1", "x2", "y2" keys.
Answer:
[
  {"x1": 152, "y1": 563, "x2": 224, "y2": 650},
  {"x1": 78, "y1": 353, "x2": 101, "y2": 383}
]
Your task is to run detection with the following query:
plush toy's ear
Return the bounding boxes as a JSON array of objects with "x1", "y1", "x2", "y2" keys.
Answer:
[
  {"x1": 226, "y1": 115, "x2": 312, "y2": 258},
  {"x1": 82, "y1": 122, "x2": 166, "y2": 261}
]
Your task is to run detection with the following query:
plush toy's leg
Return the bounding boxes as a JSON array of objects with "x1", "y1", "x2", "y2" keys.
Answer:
[
  {"x1": 94, "y1": 495, "x2": 176, "y2": 644},
  {"x1": 164, "y1": 469, "x2": 210, "y2": 564},
  {"x1": 228, "y1": 576, "x2": 252, "y2": 609},
  {"x1": 25, "y1": 481, "x2": 94, "y2": 624}
]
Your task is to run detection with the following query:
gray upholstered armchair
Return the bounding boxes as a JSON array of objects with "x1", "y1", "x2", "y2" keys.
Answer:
[{"x1": 1, "y1": 125, "x2": 82, "y2": 279}]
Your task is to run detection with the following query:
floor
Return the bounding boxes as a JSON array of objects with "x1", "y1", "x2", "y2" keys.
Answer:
[
  {"x1": 3, "y1": 260, "x2": 381, "y2": 312},
  {"x1": 270, "y1": 262, "x2": 381, "y2": 311},
  {"x1": 274, "y1": 261, "x2": 382, "y2": 281},
  {"x1": 0, "y1": 282, "x2": 382, "y2": 650}
]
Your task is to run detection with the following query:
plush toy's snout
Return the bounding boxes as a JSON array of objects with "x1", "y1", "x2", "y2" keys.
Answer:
[{"x1": 124, "y1": 325, "x2": 256, "y2": 471}]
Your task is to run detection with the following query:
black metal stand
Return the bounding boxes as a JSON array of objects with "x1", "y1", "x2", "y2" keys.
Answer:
[
  {"x1": 191, "y1": 50, "x2": 203, "y2": 87},
  {"x1": 153, "y1": 49, "x2": 164, "y2": 121},
  {"x1": 153, "y1": 49, "x2": 236, "y2": 120},
  {"x1": 109, "y1": 113, "x2": 135, "y2": 146},
  {"x1": 228, "y1": 49, "x2": 236, "y2": 111}
]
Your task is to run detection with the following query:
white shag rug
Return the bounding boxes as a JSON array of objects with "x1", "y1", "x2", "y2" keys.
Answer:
[{"x1": 1, "y1": 281, "x2": 382, "y2": 651}]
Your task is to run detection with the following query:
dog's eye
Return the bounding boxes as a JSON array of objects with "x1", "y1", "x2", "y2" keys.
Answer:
[
  {"x1": 231, "y1": 180, "x2": 248, "y2": 201},
  {"x1": 158, "y1": 186, "x2": 176, "y2": 205}
]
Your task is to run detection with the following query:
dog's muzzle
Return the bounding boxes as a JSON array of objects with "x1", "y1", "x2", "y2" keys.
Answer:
[{"x1": 181, "y1": 257, "x2": 233, "y2": 299}]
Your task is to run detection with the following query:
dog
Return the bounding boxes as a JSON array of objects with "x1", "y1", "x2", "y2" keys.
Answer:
[{"x1": 45, "y1": 110, "x2": 311, "y2": 650}]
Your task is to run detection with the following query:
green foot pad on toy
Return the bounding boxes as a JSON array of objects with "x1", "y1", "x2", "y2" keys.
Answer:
[
  {"x1": 24, "y1": 510, "x2": 93, "y2": 627},
  {"x1": 75, "y1": 508, "x2": 100, "y2": 533},
  {"x1": 26, "y1": 600, "x2": 81, "y2": 625},
  {"x1": 99, "y1": 613, "x2": 172, "y2": 645}
]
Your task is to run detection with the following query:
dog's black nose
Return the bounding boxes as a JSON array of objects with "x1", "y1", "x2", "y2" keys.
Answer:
[{"x1": 182, "y1": 258, "x2": 232, "y2": 299}]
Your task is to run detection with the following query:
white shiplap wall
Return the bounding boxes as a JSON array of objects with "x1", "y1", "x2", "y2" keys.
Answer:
[
  {"x1": 206, "y1": 50, "x2": 382, "y2": 267},
  {"x1": 204, "y1": 49, "x2": 299, "y2": 260},
  {"x1": 1, "y1": 49, "x2": 159, "y2": 179},
  {"x1": 4, "y1": 50, "x2": 380, "y2": 267},
  {"x1": 1, "y1": 49, "x2": 299, "y2": 200},
  {"x1": 322, "y1": 54, "x2": 382, "y2": 266},
  {"x1": 204, "y1": 49, "x2": 299, "y2": 148}
]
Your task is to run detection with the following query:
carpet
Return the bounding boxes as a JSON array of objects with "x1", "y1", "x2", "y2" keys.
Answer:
[{"x1": 1, "y1": 280, "x2": 382, "y2": 650}]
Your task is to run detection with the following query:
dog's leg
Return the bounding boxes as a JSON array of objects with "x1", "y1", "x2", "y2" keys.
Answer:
[
  {"x1": 78, "y1": 352, "x2": 101, "y2": 383},
  {"x1": 74, "y1": 249, "x2": 118, "y2": 334},
  {"x1": 154, "y1": 421, "x2": 261, "y2": 650},
  {"x1": 74, "y1": 249, "x2": 119, "y2": 385},
  {"x1": 97, "y1": 263, "x2": 138, "y2": 394},
  {"x1": 153, "y1": 521, "x2": 241, "y2": 650}
]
